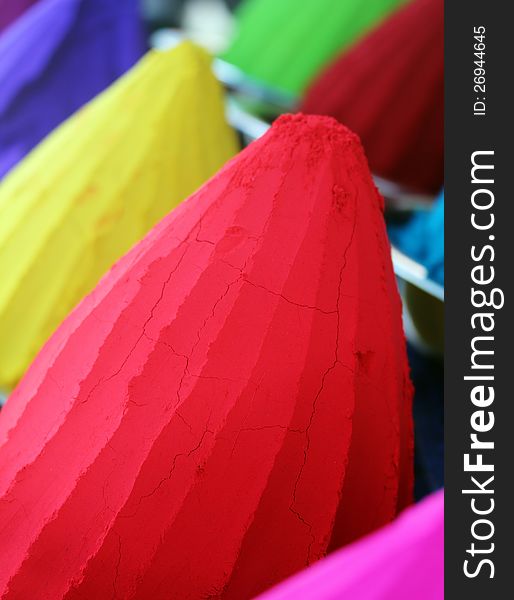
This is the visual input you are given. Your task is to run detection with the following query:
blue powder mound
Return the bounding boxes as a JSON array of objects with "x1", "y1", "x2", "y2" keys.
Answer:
[{"x1": 389, "y1": 192, "x2": 444, "y2": 286}]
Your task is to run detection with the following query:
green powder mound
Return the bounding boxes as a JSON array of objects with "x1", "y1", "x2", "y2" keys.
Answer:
[{"x1": 221, "y1": 0, "x2": 407, "y2": 95}]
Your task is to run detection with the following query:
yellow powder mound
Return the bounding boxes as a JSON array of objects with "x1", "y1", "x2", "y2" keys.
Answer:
[{"x1": 0, "y1": 41, "x2": 238, "y2": 389}]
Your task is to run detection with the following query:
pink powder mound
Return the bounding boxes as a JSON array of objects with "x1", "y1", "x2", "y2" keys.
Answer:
[
  {"x1": 0, "y1": 114, "x2": 413, "y2": 599},
  {"x1": 256, "y1": 490, "x2": 444, "y2": 600}
]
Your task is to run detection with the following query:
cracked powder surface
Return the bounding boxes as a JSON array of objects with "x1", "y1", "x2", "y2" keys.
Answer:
[
  {"x1": 0, "y1": 114, "x2": 413, "y2": 599},
  {"x1": 255, "y1": 490, "x2": 443, "y2": 600},
  {"x1": 0, "y1": 40, "x2": 238, "y2": 390}
]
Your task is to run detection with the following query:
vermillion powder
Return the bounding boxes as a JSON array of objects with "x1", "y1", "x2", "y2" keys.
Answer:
[{"x1": 0, "y1": 115, "x2": 413, "y2": 599}]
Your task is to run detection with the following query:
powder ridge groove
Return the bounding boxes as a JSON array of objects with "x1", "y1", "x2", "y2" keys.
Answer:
[
  {"x1": 255, "y1": 491, "x2": 444, "y2": 600},
  {"x1": 0, "y1": 41, "x2": 238, "y2": 389},
  {"x1": 0, "y1": 114, "x2": 413, "y2": 599}
]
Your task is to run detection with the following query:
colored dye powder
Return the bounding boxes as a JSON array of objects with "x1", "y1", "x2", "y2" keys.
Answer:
[
  {"x1": 301, "y1": 0, "x2": 443, "y2": 193},
  {"x1": 256, "y1": 490, "x2": 444, "y2": 600},
  {"x1": 0, "y1": 0, "x2": 39, "y2": 33},
  {"x1": 0, "y1": 0, "x2": 146, "y2": 179},
  {"x1": 221, "y1": 0, "x2": 407, "y2": 95},
  {"x1": 0, "y1": 115, "x2": 412, "y2": 599},
  {"x1": 0, "y1": 42, "x2": 238, "y2": 389},
  {"x1": 389, "y1": 192, "x2": 445, "y2": 286}
]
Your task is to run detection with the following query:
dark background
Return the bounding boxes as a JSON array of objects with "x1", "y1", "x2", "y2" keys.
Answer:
[{"x1": 445, "y1": 1, "x2": 513, "y2": 596}]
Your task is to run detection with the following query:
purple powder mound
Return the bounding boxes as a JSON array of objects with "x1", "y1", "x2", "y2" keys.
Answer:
[
  {"x1": 256, "y1": 490, "x2": 444, "y2": 600},
  {"x1": 0, "y1": 0, "x2": 39, "y2": 34},
  {"x1": 0, "y1": 0, "x2": 146, "y2": 179}
]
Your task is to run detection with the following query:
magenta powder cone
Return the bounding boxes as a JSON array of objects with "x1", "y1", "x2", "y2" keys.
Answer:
[
  {"x1": 0, "y1": 0, "x2": 39, "y2": 33},
  {"x1": 0, "y1": 0, "x2": 146, "y2": 179},
  {"x1": 256, "y1": 490, "x2": 443, "y2": 600}
]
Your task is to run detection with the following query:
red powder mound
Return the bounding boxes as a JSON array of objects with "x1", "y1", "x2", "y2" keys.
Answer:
[
  {"x1": 301, "y1": 0, "x2": 444, "y2": 193},
  {"x1": 0, "y1": 114, "x2": 413, "y2": 599}
]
